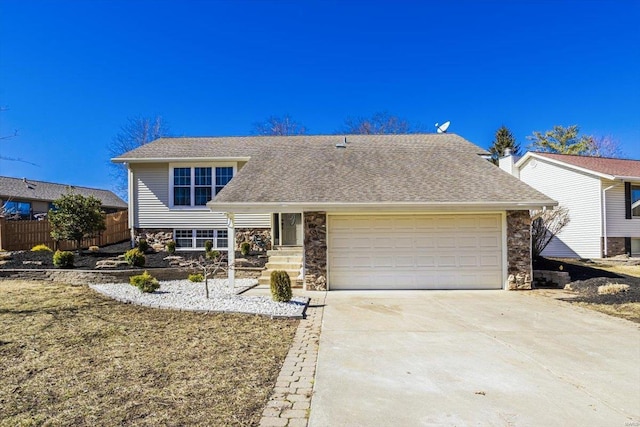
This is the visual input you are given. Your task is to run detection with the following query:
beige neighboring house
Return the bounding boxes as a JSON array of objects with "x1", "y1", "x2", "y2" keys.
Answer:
[
  {"x1": 500, "y1": 152, "x2": 640, "y2": 258},
  {"x1": 113, "y1": 134, "x2": 556, "y2": 291},
  {"x1": 0, "y1": 176, "x2": 127, "y2": 220}
]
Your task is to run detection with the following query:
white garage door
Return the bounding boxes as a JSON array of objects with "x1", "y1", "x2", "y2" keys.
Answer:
[{"x1": 328, "y1": 214, "x2": 503, "y2": 290}]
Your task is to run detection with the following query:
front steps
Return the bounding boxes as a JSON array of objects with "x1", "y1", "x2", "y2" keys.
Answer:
[{"x1": 258, "y1": 247, "x2": 304, "y2": 287}]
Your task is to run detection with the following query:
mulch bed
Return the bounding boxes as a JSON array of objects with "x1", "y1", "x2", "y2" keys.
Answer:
[
  {"x1": 534, "y1": 257, "x2": 640, "y2": 304},
  {"x1": 0, "y1": 241, "x2": 267, "y2": 270}
]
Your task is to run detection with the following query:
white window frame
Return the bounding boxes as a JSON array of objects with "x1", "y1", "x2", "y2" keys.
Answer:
[
  {"x1": 632, "y1": 184, "x2": 640, "y2": 218},
  {"x1": 169, "y1": 163, "x2": 236, "y2": 209},
  {"x1": 173, "y1": 229, "x2": 229, "y2": 251}
]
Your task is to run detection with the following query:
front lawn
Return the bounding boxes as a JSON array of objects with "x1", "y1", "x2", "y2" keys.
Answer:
[{"x1": 0, "y1": 280, "x2": 298, "y2": 426}]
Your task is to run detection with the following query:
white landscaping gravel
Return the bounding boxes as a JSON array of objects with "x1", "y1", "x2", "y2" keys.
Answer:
[{"x1": 90, "y1": 278, "x2": 308, "y2": 318}]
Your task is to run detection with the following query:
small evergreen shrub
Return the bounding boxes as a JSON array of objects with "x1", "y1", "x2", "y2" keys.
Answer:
[
  {"x1": 206, "y1": 250, "x2": 220, "y2": 260},
  {"x1": 137, "y1": 238, "x2": 149, "y2": 252},
  {"x1": 130, "y1": 271, "x2": 159, "y2": 293},
  {"x1": 88, "y1": 245, "x2": 100, "y2": 252},
  {"x1": 53, "y1": 250, "x2": 74, "y2": 268},
  {"x1": 188, "y1": 273, "x2": 204, "y2": 282},
  {"x1": 270, "y1": 270, "x2": 292, "y2": 302},
  {"x1": 166, "y1": 240, "x2": 176, "y2": 253},
  {"x1": 240, "y1": 242, "x2": 251, "y2": 256},
  {"x1": 124, "y1": 248, "x2": 146, "y2": 267},
  {"x1": 204, "y1": 240, "x2": 213, "y2": 253},
  {"x1": 31, "y1": 244, "x2": 53, "y2": 252}
]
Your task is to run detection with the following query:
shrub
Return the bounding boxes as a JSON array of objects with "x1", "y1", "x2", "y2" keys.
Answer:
[
  {"x1": 240, "y1": 242, "x2": 251, "y2": 256},
  {"x1": 270, "y1": 270, "x2": 292, "y2": 302},
  {"x1": 31, "y1": 244, "x2": 53, "y2": 252},
  {"x1": 206, "y1": 250, "x2": 220, "y2": 260},
  {"x1": 137, "y1": 238, "x2": 149, "y2": 252},
  {"x1": 130, "y1": 271, "x2": 160, "y2": 293},
  {"x1": 124, "y1": 248, "x2": 146, "y2": 267},
  {"x1": 188, "y1": 273, "x2": 204, "y2": 282},
  {"x1": 88, "y1": 245, "x2": 100, "y2": 252},
  {"x1": 166, "y1": 240, "x2": 176, "y2": 254},
  {"x1": 204, "y1": 240, "x2": 213, "y2": 253},
  {"x1": 53, "y1": 250, "x2": 74, "y2": 268}
]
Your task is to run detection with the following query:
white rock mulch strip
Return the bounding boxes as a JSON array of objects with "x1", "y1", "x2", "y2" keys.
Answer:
[{"x1": 90, "y1": 279, "x2": 308, "y2": 318}]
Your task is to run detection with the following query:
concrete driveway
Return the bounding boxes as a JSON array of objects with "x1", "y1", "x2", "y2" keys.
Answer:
[{"x1": 309, "y1": 291, "x2": 640, "y2": 426}]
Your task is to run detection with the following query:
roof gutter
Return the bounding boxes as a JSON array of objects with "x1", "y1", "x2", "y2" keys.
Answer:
[
  {"x1": 111, "y1": 156, "x2": 252, "y2": 164},
  {"x1": 206, "y1": 200, "x2": 558, "y2": 214}
]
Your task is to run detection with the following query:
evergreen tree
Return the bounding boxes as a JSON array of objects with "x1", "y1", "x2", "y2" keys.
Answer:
[
  {"x1": 527, "y1": 125, "x2": 592, "y2": 155},
  {"x1": 488, "y1": 125, "x2": 520, "y2": 165},
  {"x1": 49, "y1": 192, "x2": 106, "y2": 251}
]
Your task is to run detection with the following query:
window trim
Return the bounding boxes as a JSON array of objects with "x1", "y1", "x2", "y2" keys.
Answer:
[
  {"x1": 4, "y1": 200, "x2": 32, "y2": 218},
  {"x1": 173, "y1": 229, "x2": 229, "y2": 251},
  {"x1": 169, "y1": 163, "x2": 236, "y2": 209}
]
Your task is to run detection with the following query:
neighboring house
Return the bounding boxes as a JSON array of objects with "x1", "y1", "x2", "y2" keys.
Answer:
[
  {"x1": 0, "y1": 176, "x2": 127, "y2": 220},
  {"x1": 113, "y1": 134, "x2": 556, "y2": 291},
  {"x1": 500, "y1": 152, "x2": 640, "y2": 259}
]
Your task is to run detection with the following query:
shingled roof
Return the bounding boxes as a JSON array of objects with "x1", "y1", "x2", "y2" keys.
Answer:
[
  {"x1": 530, "y1": 153, "x2": 640, "y2": 180},
  {"x1": 0, "y1": 176, "x2": 127, "y2": 209}
]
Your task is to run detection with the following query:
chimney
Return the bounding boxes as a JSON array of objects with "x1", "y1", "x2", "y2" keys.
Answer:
[{"x1": 499, "y1": 149, "x2": 518, "y2": 177}]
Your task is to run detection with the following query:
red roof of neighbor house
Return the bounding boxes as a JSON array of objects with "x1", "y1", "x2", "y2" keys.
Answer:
[{"x1": 534, "y1": 153, "x2": 640, "y2": 179}]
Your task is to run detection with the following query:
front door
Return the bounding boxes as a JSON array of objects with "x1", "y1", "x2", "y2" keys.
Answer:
[{"x1": 281, "y1": 213, "x2": 302, "y2": 246}]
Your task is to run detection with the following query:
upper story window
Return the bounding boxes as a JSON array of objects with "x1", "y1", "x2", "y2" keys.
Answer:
[
  {"x1": 4, "y1": 201, "x2": 31, "y2": 219},
  {"x1": 632, "y1": 185, "x2": 640, "y2": 217},
  {"x1": 171, "y1": 165, "x2": 234, "y2": 208}
]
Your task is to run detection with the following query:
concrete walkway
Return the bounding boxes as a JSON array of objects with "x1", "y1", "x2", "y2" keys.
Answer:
[{"x1": 309, "y1": 290, "x2": 640, "y2": 427}]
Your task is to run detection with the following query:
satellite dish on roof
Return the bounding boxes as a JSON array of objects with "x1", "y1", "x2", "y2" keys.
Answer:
[{"x1": 435, "y1": 121, "x2": 450, "y2": 133}]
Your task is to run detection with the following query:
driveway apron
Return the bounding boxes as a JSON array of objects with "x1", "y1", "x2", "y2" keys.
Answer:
[{"x1": 309, "y1": 291, "x2": 640, "y2": 426}]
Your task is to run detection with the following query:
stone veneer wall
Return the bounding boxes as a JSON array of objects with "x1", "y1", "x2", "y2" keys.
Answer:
[
  {"x1": 134, "y1": 227, "x2": 271, "y2": 252},
  {"x1": 606, "y1": 237, "x2": 627, "y2": 257},
  {"x1": 303, "y1": 212, "x2": 327, "y2": 291},
  {"x1": 235, "y1": 228, "x2": 271, "y2": 253},
  {"x1": 506, "y1": 210, "x2": 533, "y2": 290}
]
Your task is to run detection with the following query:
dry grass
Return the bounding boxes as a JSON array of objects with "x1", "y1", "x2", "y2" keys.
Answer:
[
  {"x1": 596, "y1": 264, "x2": 640, "y2": 278},
  {"x1": 574, "y1": 302, "x2": 640, "y2": 323},
  {"x1": 0, "y1": 280, "x2": 298, "y2": 427},
  {"x1": 597, "y1": 283, "x2": 631, "y2": 295}
]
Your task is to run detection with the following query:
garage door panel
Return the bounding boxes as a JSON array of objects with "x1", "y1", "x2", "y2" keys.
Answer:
[{"x1": 329, "y1": 214, "x2": 503, "y2": 290}]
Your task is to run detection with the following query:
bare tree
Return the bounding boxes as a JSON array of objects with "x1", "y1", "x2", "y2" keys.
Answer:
[
  {"x1": 339, "y1": 111, "x2": 423, "y2": 134},
  {"x1": 109, "y1": 116, "x2": 170, "y2": 199},
  {"x1": 0, "y1": 106, "x2": 37, "y2": 165},
  {"x1": 531, "y1": 206, "x2": 570, "y2": 258},
  {"x1": 184, "y1": 251, "x2": 228, "y2": 298},
  {"x1": 583, "y1": 135, "x2": 624, "y2": 158},
  {"x1": 252, "y1": 115, "x2": 307, "y2": 136}
]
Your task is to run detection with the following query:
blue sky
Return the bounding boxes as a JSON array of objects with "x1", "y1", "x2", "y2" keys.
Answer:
[{"x1": 1, "y1": 0, "x2": 638, "y2": 193}]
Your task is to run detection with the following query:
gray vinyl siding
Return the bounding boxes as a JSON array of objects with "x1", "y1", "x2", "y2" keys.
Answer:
[
  {"x1": 604, "y1": 179, "x2": 640, "y2": 238},
  {"x1": 520, "y1": 158, "x2": 602, "y2": 258},
  {"x1": 132, "y1": 163, "x2": 270, "y2": 229}
]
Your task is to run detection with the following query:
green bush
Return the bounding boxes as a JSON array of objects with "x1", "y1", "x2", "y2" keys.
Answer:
[
  {"x1": 240, "y1": 242, "x2": 251, "y2": 256},
  {"x1": 31, "y1": 244, "x2": 53, "y2": 252},
  {"x1": 206, "y1": 250, "x2": 220, "y2": 260},
  {"x1": 270, "y1": 270, "x2": 292, "y2": 302},
  {"x1": 166, "y1": 240, "x2": 176, "y2": 254},
  {"x1": 188, "y1": 273, "x2": 204, "y2": 282},
  {"x1": 137, "y1": 238, "x2": 149, "y2": 252},
  {"x1": 124, "y1": 248, "x2": 146, "y2": 267},
  {"x1": 204, "y1": 240, "x2": 213, "y2": 253},
  {"x1": 53, "y1": 250, "x2": 74, "y2": 268},
  {"x1": 130, "y1": 271, "x2": 160, "y2": 293}
]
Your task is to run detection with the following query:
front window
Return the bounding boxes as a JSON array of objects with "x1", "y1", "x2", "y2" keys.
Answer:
[
  {"x1": 4, "y1": 201, "x2": 31, "y2": 219},
  {"x1": 173, "y1": 167, "x2": 191, "y2": 206},
  {"x1": 171, "y1": 166, "x2": 233, "y2": 207},
  {"x1": 632, "y1": 185, "x2": 640, "y2": 217},
  {"x1": 174, "y1": 229, "x2": 229, "y2": 250}
]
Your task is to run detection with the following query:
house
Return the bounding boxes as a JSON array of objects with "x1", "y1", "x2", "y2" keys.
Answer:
[
  {"x1": 0, "y1": 176, "x2": 127, "y2": 220},
  {"x1": 113, "y1": 134, "x2": 556, "y2": 291},
  {"x1": 500, "y1": 152, "x2": 640, "y2": 259}
]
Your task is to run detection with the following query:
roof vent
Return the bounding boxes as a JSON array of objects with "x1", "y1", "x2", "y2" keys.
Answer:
[{"x1": 336, "y1": 137, "x2": 347, "y2": 148}]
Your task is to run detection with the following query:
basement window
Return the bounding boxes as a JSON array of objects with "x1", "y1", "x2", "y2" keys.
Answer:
[{"x1": 174, "y1": 229, "x2": 229, "y2": 250}]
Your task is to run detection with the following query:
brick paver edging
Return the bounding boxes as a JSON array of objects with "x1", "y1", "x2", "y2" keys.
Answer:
[{"x1": 260, "y1": 293, "x2": 326, "y2": 427}]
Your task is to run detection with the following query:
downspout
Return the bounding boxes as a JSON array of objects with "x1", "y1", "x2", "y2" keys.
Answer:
[
  {"x1": 127, "y1": 163, "x2": 135, "y2": 248},
  {"x1": 602, "y1": 182, "x2": 622, "y2": 257}
]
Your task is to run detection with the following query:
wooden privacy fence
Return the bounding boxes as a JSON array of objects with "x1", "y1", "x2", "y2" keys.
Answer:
[{"x1": 0, "y1": 210, "x2": 130, "y2": 251}]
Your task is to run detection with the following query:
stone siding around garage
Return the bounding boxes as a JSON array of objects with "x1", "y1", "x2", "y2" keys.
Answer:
[
  {"x1": 506, "y1": 210, "x2": 533, "y2": 290},
  {"x1": 606, "y1": 237, "x2": 627, "y2": 257},
  {"x1": 134, "y1": 228, "x2": 271, "y2": 253},
  {"x1": 303, "y1": 212, "x2": 327, "y2": 291}
]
